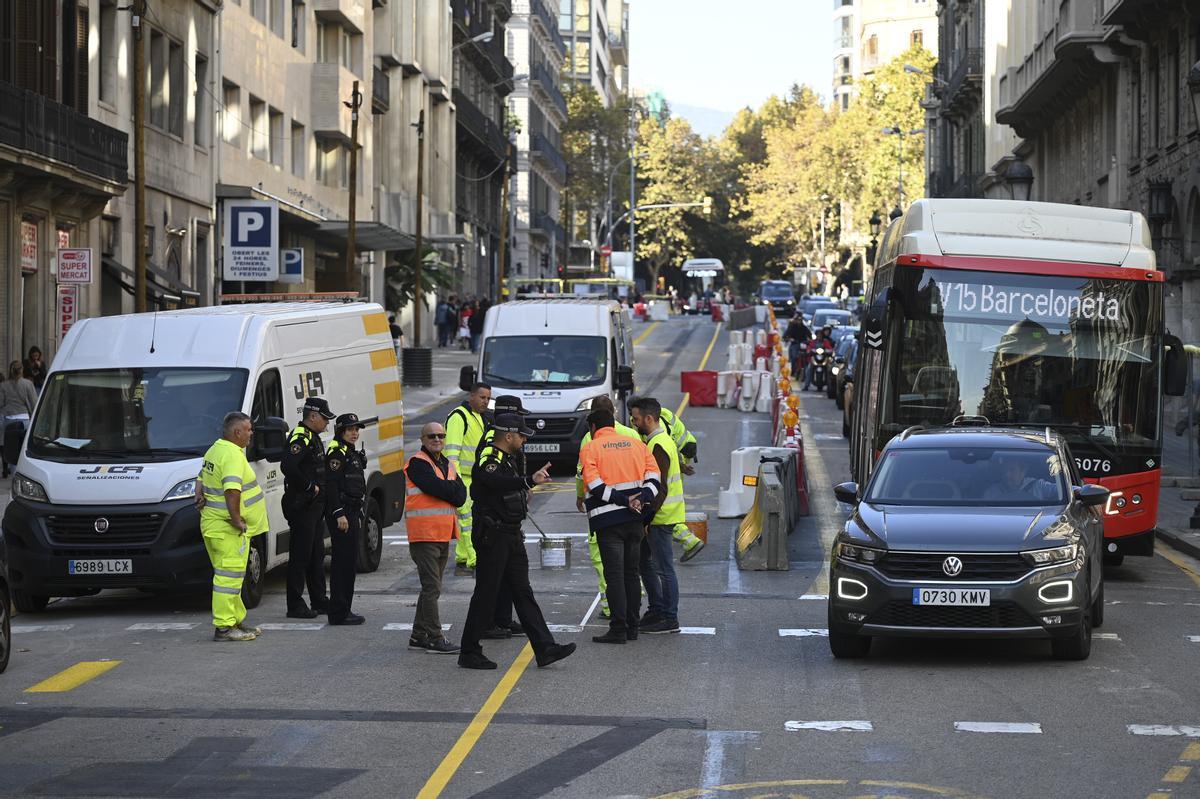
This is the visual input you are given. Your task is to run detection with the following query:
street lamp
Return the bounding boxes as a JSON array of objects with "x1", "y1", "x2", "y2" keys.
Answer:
[
  {"x1": 904, "y1": 63, "x2": 949, "y2": 89},
  {"x1": 453, "y1": 31, "x2": 494, "y2": 51},
  {"x1": 1148, "y1": 180, "x2": 1174, "y2": 226},
  {"x1": 882, "y1": 126, "x2": 924, "y2": 209},
  {"x1": 1005, "y1": 162, "x2": 1034, "y2": 202},
  {"x1": 869, "y1": 212, "x2": 882, "y2": 238}
]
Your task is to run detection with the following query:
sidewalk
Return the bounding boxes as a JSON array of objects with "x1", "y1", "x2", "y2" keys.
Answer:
[
  {"x1": 1156, "y1": 407, "x2": 1200, "y2": 557},
  {"x1": 399, "y1": 344, "x2": 477, "y2": 420}
]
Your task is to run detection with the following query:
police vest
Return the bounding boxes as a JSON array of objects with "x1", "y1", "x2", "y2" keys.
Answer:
[
  {"x1": 404, "y1": 450, "x2": 459, "y2": 542},
  {"x1": 200, "y1": 438, "x2": 268, "y2": 535},
  {"x1": 445, "y1": 405, "x2": 486, "y2": 482},
  {"x1": 286, "y1": 425, "x2": 326, "y2": 490},
  {"x1": 647, "y1": 428, "x2": 686, "y2": 525},
  {"x1": 328, "y1": 438, "x2": 366, "y2": 501}
]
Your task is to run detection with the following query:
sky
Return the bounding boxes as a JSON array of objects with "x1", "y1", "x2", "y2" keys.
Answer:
[{"x1": 628, "y1": 0, "x2": 833, "y2": 137}]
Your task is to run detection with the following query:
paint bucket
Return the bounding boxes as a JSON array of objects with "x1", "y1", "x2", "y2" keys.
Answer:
[
  {"x1": 685, "y1": 511, "x2": 709, "y2": 544},
  {"x1": 539, "y1": 536, "x2": 572, "y2": 570}
]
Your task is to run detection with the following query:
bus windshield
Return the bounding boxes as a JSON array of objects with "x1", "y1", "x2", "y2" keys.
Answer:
[
  {"x1": 883, "y1": 268, "x2": 1161, "y2": 460},
  {"x1": 481, "y1": 335, "x2": 608, "y2": 388}
]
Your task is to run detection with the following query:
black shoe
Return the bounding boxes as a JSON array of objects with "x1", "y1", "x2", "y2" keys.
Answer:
[
  {"x1": 329, "y1": 613, "x2": 365, "y2": 626},
  {"x1": 536, "y1": 642, "x2": 577, "y2": 668},
  {"x1": 592, "y1": 630, "x2": 627, "y2": 644},
  {"x1": 483, "y1": 626, "x2": 512, "y2": 640},
  {"x1": 458, "y1": 651, "x2": 498, "y2": 670},
  {"x1": 640, "y1": 611, "x2": 664, "y2": 626},
  {"x1": 642, "y1": 618, "x2": 681, "y2": 634},
  {"x1": 311, "y1": 601, "x2": 330, "y2": 614},
  {"x1": 287, "y1": 607, "x2": 318, "y2": 619},
  {"x1": 505, "y1": 622, "x2": 526, "y2": 637},
  {"x1": 626, "y1": 628, "x2": 638, "y2": 641}
]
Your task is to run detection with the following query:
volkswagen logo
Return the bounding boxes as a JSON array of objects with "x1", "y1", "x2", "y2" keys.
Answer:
[
  {"x1": 535, "y1": 419, "x2": 546, "y2": 430},
  {"x1": 94, "y1": 517, "x2": 110, "y2": 534},
  {"x1": 942, "y1": 556, "x2": 963, "y2": 577}
]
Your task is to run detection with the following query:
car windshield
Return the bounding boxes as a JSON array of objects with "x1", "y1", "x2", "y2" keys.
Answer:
[
  {"x1": 866, "y1": 447, "x2": 1068, "y2": 507},
  {"x1": 812, "y1": 309, "x2": 852, "y2": 328},
  {"x1": 761, "y1": 283, "x2": 793, "y2": 299},
  {"x1": 29, "y1": 368, "x2": 249, "y2": 459},
  {"x1": 481, "y1": 335, "x2": 608, "y2": 388}
]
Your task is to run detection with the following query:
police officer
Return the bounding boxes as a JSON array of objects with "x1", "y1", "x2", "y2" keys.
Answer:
[
  {"x1": 282, "y1": 397, "x2": 335, "y2": 618},
  {"x1": 445, "y1": 382, "x2": 491, "y2": 574},
  {"x1": 458, "y1": 413, "x2": 576, "y2": 671},
  {"x1": 325, "y1": 413, "x2": 368, "y2": 625}
]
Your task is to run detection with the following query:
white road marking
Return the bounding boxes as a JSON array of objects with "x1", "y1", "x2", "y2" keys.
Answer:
[
  {"x1": 580, "y1": 592, "x2": 603, "y2": 626},
  {"x1": 680, "y1": 626, "x2": 716, "y2": 635},
  {"x1": 785, "y1": 720, "x2": 873, "y2": 732},
  {"x1": 779, "y1": 628, "x2": 829, "y2": 637},
  {"x1": 1128, "y1": 725, "x2": 1200, "y2": 737},
  {"x1": 799, "y1": 594, "x2": 827, "y2": 600},
  {"x1": 387, "y1": 541, "x2": 411, "y2": 546},
  {"x1": 1188, "y1": 636, "x2": 1200, "y2": 643},
  {"x1": 954, "y1": 722, "x2": 1042, "y2": 734},
  {"x1": 11, "y1": 624, "x2": 75, "y2": 633},
  {"x1": 257, "y1": 623, "x2": 325, "y2": 631},
  {"x1": 814, "y1": 433, "x2": 844, "y2": 440},
  {"x1": 126, "y1": 623, "x2": 199, "y2": 631},
  {"x1": 547, "y1": 624, "x2": 584, "y2": 633},
  {"x1": 700, "y1": 731, "x2": 759, "y2": 789},
  {"x1": 383, "y1": 623, "x2": 452, "y2": 631},
  {"x1": 1093, "y1": 633, "x2": 1121, "y2": 640}
]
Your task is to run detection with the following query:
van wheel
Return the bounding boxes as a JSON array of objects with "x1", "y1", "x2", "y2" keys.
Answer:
[
  {"x1": 11, "y1": 589, "x2": 48, "y2": 614},
  {"x1": 0, "y1": 585, "x2": 11, "y2": 673},
  {"x1": 1050, "y1": 595, "x2": 1092, "y2": 661},
  {"x1": 241, "y1": 536, "x2": 266, "y2": 610},
  {"x1": 357, "y1": 497, "x2": 383, "y2": 573}
]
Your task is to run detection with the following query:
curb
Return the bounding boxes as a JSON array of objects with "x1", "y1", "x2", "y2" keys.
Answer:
[{"x1": 1156, "y1": 526, "x2": 1200, "y2": 561}]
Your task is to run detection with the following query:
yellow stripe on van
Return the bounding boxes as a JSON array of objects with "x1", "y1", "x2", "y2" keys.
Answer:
[
  {"x1": 378, "y1": 415, "x2": 404, "y2": 440},
  {"x1": 375, "y1": 381, "x2": 402, "y2": 404},
  {"x1": 363, "y1": 312, "x2": 390, "y2": 336},
  {"x1": 370, "y1": 348, "x2": 398, "y2": 370},
  {"x1": 379, "y1": 450, "x2": 406, "y2": 475}
]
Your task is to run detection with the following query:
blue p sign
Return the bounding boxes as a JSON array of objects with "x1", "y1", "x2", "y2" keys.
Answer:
[
  {"x1": 223, "y1": 200, "x2": 279, "y2": 282},
  {"x1": 280, "y1": 248, "x2": 304, "y2": 284},
  {"x1": 232, "y1": 207, "x2": 270, "y2": 246}
]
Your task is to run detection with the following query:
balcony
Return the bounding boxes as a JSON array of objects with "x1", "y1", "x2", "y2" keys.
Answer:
[
  {"x1": 531, "y1": 60, "x2": 568, "y2": 121},
  {"x1": 531, "y1": 209, "x2": 565, "y2": 241},
  {"x1": 608, "y1": 29, "x2": 628, "y2": 67},
  {"x1": 311, "y1": 62, "x2": 357, "y2": 142},
  {"x1": 530, "y1": 0, "x2": 568, "y2": 59},
  {"x1": 454, "y1": 88, "x2": 509, "y2": 162},
  {"x1": 451, "y1": 0, "x2": 515, "y2": 83},
  {"x1": 530, "y1": 132, "x2": 567, "y2": 185},
  {"x1": 372, "y1": 65, "x2": 390, "y2": 114},
  {"x1": 834, "y1": 33, "x2": 853, "y2": 50},
  {"x1": 312, "y1": 0, "x2": 365, "y2": 34},
  {"x1": 942, "y1": 47, "x2": 982, "y2": 116},
  {"x1": 0, "y1": 79, "x2": 128, "y2": 188}
]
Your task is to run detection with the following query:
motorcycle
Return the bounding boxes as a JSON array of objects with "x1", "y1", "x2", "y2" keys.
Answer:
[{"x1": 810, "y1": 347, "x2": 830, "y2": 391}]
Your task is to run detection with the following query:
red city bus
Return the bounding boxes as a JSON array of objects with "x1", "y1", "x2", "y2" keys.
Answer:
[{"x1": 849, "y1": 199, "x2": 1188, "y2": 565}]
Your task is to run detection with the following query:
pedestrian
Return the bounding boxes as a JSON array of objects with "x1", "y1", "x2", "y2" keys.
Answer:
[
  {"x1": 574, "y1": 395, "x2": 640, "y2": 620},
  {"x1": 22, "y1": 346, "x2": 46, "y2": 392},
  {"x1": 404, "y1": 422, "x2": 466, "y2": 653},
  {"x1": 469, "y1": 299, "x2": 488, "y2": 354},
  {"x1": 629, "y1": 397, "x2": 688, "y2": 634},
  {"x1": 435, "y1": 297, "x2": 453, "y2": 348},
  {"x1": 325, "y1": 413, "x2": 369, "y2": 625},
  {"x1": 388, "y1": 314, "x2": 404, "y2": 354},
  {"x1": 196, "y1": 411, "x2": 268, "y2": 642},
  {"x1": 458, "y1": 413, "x2": 576, "y2": 670},
  {"x1": 445, "y1": 382, "x2": 491, "y2": 574},
  {"x1": 0, "y1": 360, "x2": 37, "y2": 478},
  {"x1": 457, "y1": 303, "x2": 473, "y2": 350},
  {"x1": 580, "y1": 407, "x2": 662, "y2": 644},
  {"x1": 281, "y1": 397, "x2": 336, "y2": 618}
]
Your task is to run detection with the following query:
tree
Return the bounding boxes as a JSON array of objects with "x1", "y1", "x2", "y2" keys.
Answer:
[
  {"x1": 384, "y1": 249, "x2": 455, "y2": 315},
  {"x1": 562, "y1": 85, "x2": 632, "y2": 244}
]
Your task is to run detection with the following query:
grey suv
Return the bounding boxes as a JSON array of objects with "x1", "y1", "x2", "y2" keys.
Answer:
[{"x1": 828, "y1": 425, "x2": 1108, "y2": 661}]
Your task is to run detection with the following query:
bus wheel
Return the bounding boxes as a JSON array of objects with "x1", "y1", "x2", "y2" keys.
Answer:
[
  {"x1": 11, "y1": 590, "x2": 49, "y2": 614},
  {"x1": 357, "y1": 497, "x2": 384, "y2": 574},
  {"x1": 241, "y1": 536, "x2": 266, "y2": 610}
]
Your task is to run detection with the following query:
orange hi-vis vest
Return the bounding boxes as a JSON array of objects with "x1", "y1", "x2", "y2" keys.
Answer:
[{"x1": 404, "y1": 450, "x2": 459, "y2": 543}]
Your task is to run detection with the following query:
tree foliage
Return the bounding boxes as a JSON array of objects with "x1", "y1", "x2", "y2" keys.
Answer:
[{"x1": 562, "y1": 85, "x2": 632, "y2": 238}]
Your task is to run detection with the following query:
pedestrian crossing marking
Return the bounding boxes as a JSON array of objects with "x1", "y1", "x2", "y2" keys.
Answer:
[
  {"x1": 12, "y1": 624, "x2": 75, "y2": 633},
  {"x1": 954, "y1": 722, "x2": 1042, "y2": 734},
  {"x1": 257, "y1": 623, "x2": 325, "y2": 631},
  {"x1": 547, "y1": 624, "x2": 583, "y2": 633},
  {"x1": 1093, "y1": 633, "x2": 1120, "y2": 640},
  {"x1": 679, "y1": 626, "x2": 716, "y2": 635},
  {"x1": 779, "y1": 628, "x2": 829, "y2": 637},
  {"x1": 1187, "y1": 636, "x2": 1200, "y2": 642},
  {"x1": 798, "y1": 594, "x2": 827, "y2": 600},
  {"x1": 785, "y1": 720, "x2": 873, "y2": 732},
  {"x1": 384, "y1": 623, "x2": 452, "y2": 631},
  {"x1": 1129, "y1": 725, "x2": 1200, "y2": 737},
  {"x1": 126, "y1": 623, "x2": 199, "y2": 631},
  {"x1": 1181, "y1": 743, "x2": 1200, "y2": 761},
  {"x1": 25, "y1": 660, "x2": 121, "y2": 693}
]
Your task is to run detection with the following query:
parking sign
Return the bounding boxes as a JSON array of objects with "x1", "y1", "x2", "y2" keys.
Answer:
[
  {"x1": 223, "y1": 200, "x2": 279, "y2": 281},
  {"x1": 279, "y1": 248, "x2": 304, "y2": 284}
]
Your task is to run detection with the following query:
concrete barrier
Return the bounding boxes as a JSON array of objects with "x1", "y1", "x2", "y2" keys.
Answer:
[
  {"x1": 734, "y1": 450, "x2": 802, "y2": 570},
  {"x1": 719, "y1": 446, "x2": 798, "y2": 517},
  {"x1": 728, "y1": 307, "x2": 758, "y2": 330}
]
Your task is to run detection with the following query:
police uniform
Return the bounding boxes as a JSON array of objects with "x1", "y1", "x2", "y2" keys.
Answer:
[
  {"x1": 458, "y1": 414, "x2": 575, "y2": 670},
  {"x1": 325, "y1": 413, "x2": 368, "y2": 625},
  {"x1": 281, "y1": 397, "x2": 335, "y2": 617}
]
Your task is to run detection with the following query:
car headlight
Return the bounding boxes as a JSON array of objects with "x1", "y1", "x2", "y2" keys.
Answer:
[
  {"x1": 164, "y1": 478, "x2": 198, "y2": 502},
  {"x1": 12, "y1": 473, "x2": 48, "y2": 502},
  {"x1": 835, "y1": 541, "x2": 883, "y2": 564},
  {"x1": 787, "y1": 299, "x2": 795, "y2": 305},
  {"x1": 576, "y1": 395, "x2": 607, "y2": 412},
  {"x1": 1023, "y1": 543, "x2": 1079, "y2": 566}
]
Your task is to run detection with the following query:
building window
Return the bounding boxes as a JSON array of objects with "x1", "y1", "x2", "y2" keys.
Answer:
[
  {"x1": 575, "y1": 0, "x2": 589, "y2": 31},
  {"x1": 559, "y1": 0, "x2": 570, "y2": 30},
  {"x1": 911, "y1": 30, "x2": 923, "y2": 49},
  {"x1": 291, "y1": 122, "x2": 306, "y2": 177},
  {"x1": 194, "y1": 54, "x2": 210, "y2": 148},
  {"x1": 149, "y1": 30, "x2": 166, "y2": 129},
  {"x1": 168, "y1": 39, "x2": 184, "y2": 137},
  {"x1": 249, "y1": 97, "x2": 268, "y2": 160},
  {"x1": 271, "y1": 0, "x2": 285, "y2": 38},
  {"x1": 98, "y1": 0, "x2": 117, "y2": 105},
  {"x1": 1170, "y1": 35, "x2": 1181, "y2": 138},
  {"x1": 269, "y1": 108, "x2": 284, "y2": 166},
  {"x1": 573, "y1": 41, "x2": 589, "y2": 74},
  {"x1": 292, "y1": 0, "x2": 306, "y2": 50},
  {"x1": 251, "y1": 0, "x2": 267, "y2": 25},
  {"x1": 316, "y1": 21, "x2": 330, "y2": 62},
  {"x1": 316, "y1": 139, "x2": 338, "y2": 185},
  {"x1": 1149, "y1": 47, "x2": 1160, "y2": 150},
  {"x1": 340, "y1": 27, "x2": 356, "y2": 72},
  {"x1": 222, "y1": 81, "x2": 241, "y2": 145}
]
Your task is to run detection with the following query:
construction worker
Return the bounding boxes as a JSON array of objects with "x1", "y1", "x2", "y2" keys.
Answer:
[
  {"x1": 282, "y1": 397, "x2": 336, "y2": 618},
  {"x1": 574, "y1": 395, "x2": 640, "y2": 619},
  {"x1": 629, "y1": 397, "x2": 686, "y2": 634},
  {"x1": 445, "y1": 382, "x2": 491, "y2": 574},
  {"x1": 324, "y1": 413, "x2": 368, "y2": 626},
  {"x1": 580, "y1": 407, "x2": 662, "y2": 644},
  {"x1": 646, "y1": 403, "x2": 705, "y2": 562},
  {"x1": 197, "y1": 411, "x2": 268, "y2": 642}
]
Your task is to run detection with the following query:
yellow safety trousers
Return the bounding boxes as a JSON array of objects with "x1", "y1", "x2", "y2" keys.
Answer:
[{"x1": 203, "y1": 529, "x2": 249, "y2": 629}]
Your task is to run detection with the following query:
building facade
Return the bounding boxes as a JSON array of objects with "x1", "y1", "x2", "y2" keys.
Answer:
[
  {"x1": 833, "y1": 0, "x2": 938, "y2": 109},
  {"x1": 925, "y1": 0, "x2": 987, "y2": 198}
]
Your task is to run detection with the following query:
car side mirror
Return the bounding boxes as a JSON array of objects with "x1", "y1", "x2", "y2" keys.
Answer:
[
  {"x1": 250, "y1": 417, "x2": 289, "y2": 463},
  {"x1": 1074, "y1": 484, "x2": 1109, "y2": 507},
  {"x1": 615, "y1": 364, "x2": 634, "y2": 393},
  {"x1": 459, "y1": 365, "x2": 477, "y2": 392},
  {"x1": 833, "y1": 481, "x2": 859, "y2": 504}
]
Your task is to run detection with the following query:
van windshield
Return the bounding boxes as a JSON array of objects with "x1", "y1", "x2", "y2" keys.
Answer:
[
  {"x1": 761, "y1": 282, "x2": 793, "y2": 299},
  {"x1": 481, "y1": 336, "x2": 608, "y2": 388},
  {"x1": 29, "y1": 368, "x2": 248, "y2": 460}
]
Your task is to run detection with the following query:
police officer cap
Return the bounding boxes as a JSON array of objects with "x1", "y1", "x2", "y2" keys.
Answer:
[
  {"x1": 303, "y1": 397, "x2": 336, "y2": 420},
  {"x1": 493, "y1": 413, "x2": 534, "y2": 437},
  {"x1": 335, "y1": 412, "x2": 366, "y2": 431},
  {"x1": 492, "y1": 395, "x2": 529, "y2": 415}
]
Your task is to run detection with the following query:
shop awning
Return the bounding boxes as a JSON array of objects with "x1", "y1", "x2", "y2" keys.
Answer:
[
  {"x1": 316, "y1": 221, "x2": 415, "y2": 251},
  {"x1": 102, "y1": 256, "x2": 201, "y2": 307}
]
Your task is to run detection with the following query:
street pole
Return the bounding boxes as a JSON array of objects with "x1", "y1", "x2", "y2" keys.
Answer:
[
  {"x1": 412, "y1": 108, "x2": 425, "y2": 348},
  {"x1": 628, "y1": 130, "x2": 636, "y2": 284},
  {"x1": 344, "y1": 81, "x2": 361, "y2": 293},
  {"x1": 898, "y1": 131, "x2": 905, "y2": 208},
  {"x1": 133, "y1": 0, "x2": 147, "y2": 313},
  {"x1": 496, "y1": 140, "x2": 512, "y2": 302}
]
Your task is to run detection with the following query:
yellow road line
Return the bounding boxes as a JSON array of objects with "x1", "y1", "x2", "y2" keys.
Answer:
[
  {"x1": 1163, "y1": 765, "x2": 1192, "y2": 783},
  {"x1": 674, "y1": 322, "x2": 723, "y2": 420},
  {"x1": 416, "y1": 645, "x2": 535, "y2": 799},
  {"x1": 1157, "y1": 547, "x2": 1200, "y2": 590},
  {"x1": 1181, "y1": 742, "x2": 1200, "y2": 762},
  {"x1": 26, "y1": 660, "x2": 121, "y2": 693},
  {"x1": 633, "y1": 321, "x2": 660, "y2": 347}
]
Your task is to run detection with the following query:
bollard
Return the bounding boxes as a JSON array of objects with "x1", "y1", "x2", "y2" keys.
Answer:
[
  {"x1": 738, "y1": 372, "x2": 757, "y2": 412},
  {"x1": 755, "y1": 372, "x2": 774, "y2": 413}
]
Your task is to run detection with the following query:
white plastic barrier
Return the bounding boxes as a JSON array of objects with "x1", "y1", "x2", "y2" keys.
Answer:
[
  {"x1": 754, "y1": 329, "x2": 768, "y2": 347},
  {"x1": 729, "y1": 330, "x2": 745, "y2": 347},
  {"x1": 717, "y1": 371, "x2": 736, "y2": 408},
  {"x1": 738, "y1": 372, "x2": 757, "y2": 412},
  {"x1": 755, "y1": 356, "x2": 767, "y2": 372},
  {"x1": 770, "y1": 354, "x2": 781, "y2": 377},
  {"x1": 755, "y1": 372, "x2": 774, "y2": 413},
  {"x1": 754, "y1": 305, "x2": 768, "y2": 324},
  {"x1": 720, "y1": 446, "x2": 803, "y2": 518},
  {"x1": 648, "y1": 302, "x2": 670, "y2": 321}
]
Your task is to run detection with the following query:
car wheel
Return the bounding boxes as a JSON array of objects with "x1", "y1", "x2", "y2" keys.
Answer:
[
  {"x1": 241, "y1": 535, "x2": 266, "y2": 610},
  {"x1": 11, "y1": 589, "x2": 48, "y2": 614},
  {"x1": 1103, "y1": 552, "x2": 1124, "y2": 567},
  {"x1": 1050, "y1": 595, "x2": 1092, "y2": 661},
  {"x1": 356, "y1": 497, "x2": 384, "y2": 573},
  {"x1": 0, "y1": 585, "x2": 10, "y2": 674},
  {"x1": 827, "y1": 605, "x2": 871, "y2": 658},
  {"x1": 1090, "y1": 576, "x2": 1104, "y2": 628}
]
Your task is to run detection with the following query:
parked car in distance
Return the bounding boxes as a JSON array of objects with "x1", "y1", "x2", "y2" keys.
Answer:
[
  {"x1": 830, "y1": 333, "x2": 858, "y2": 401},
  {"x1": 798, "y1": 295, "x2": 837, "y2": 323},
  {"x1": 828, "y1": 423, "x2": 1108, "y2": 661},
  {"x1": 759, "y1": 281, "x2": 797, "y2": 316},
  {"x1": 811, "y1": 308, "x2": 854, "y2": 331}
]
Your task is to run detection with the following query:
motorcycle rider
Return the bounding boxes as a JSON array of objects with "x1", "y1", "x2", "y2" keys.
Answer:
[
  {"x1": 783, "y1": 315, "x2": 812, "y2": 377},
  {"x1": 802, "y1": 325, "x2": 836, "y2": 391}
]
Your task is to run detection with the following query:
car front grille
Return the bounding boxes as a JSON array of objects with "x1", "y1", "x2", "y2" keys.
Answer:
[
  {"x1": 876, "y1": 552, "x2": 1030, "y2": 581},
  {"x1": 530, "y1": 417, "x2": 579, "y2": 438},
  {"x1": 867, "y1": 601, "x2": 1038, "y2": 629},
  {"x1": 46, "y1": 513, "x2": 165, "y2": 545}
]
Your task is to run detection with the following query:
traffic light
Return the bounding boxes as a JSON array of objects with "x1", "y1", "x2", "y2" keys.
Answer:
[{"x1": 702, "y1": 196, "x2": 713, "y2": 217}]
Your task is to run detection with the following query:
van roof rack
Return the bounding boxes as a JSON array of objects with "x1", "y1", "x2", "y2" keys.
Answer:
[{"x1": 951, "y1": 415, "x2": 991, "y2": 427}]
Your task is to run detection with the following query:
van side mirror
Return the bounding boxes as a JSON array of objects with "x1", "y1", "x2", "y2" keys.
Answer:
[
  {"x1": 615, "y1": 364, "x2": 634, "y2": 393},
  {"x1": 250, "y1": 417, "x2": 289, "y2": 462},
  {"x1": 1074, "y1": 484, "x2": 1109, "y2": 507},
  {"x1": 833, "y1": 481, "x2": 859, "y2": 504},
  {"x1": 1164, "y1": 333, "x2": 1188, "y2": 397},
  {"x1": 459, "y1": 365, "x2": 477, "y2": 392}
]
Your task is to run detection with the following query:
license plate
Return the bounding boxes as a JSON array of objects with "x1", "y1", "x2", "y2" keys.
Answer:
[
  {"x1": 524, "y1": 443, "x2": 561, "y2": 453},
  {"x1": 913, "y1": 588, "x2": 990, "y2": 606},
  {"x1": 68, "y1": 559, "x2": 133, "y2": 575}
]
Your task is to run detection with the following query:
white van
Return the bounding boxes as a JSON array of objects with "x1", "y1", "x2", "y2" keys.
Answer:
[
  {"x1": 458, "y1": 299, "x2": 636, "y2": 466},
  {"x1": 0, "y1": 302, "x2": 406, "y2": 612}
]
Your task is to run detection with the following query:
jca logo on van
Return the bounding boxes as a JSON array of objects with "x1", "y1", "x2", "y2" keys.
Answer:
[{"x1": 77, "y1": 466, "x2": 145, "y2": 480}]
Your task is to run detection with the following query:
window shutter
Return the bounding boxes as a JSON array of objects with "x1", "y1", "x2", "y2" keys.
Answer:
[
  {"x1": 14, "y1": 0, "x2": 39, "y2": 91},
  {"x1": 74, "y1": 4, "x2": 87, "y2": 111}
]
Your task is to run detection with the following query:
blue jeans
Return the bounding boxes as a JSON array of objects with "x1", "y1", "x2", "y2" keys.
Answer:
[{"x1": 640, "y1": 524, "x2": 679, "y2": 620}]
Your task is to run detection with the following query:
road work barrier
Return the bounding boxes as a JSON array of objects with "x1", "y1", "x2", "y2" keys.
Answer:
[
  {"x1": 735, "y1": 449, "x2": 802, "y2": 570},
  {"x1": 728, "y1": 307, "x2": 758, "y2": 330}
]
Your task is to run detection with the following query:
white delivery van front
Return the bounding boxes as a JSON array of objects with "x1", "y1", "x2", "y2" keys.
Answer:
[
  {"x1": 0, "y1": 303, "x2": 406, "y2": 612},
  {"x1": 459, "y1": 300, "x2": 636, "y2": 467}
]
